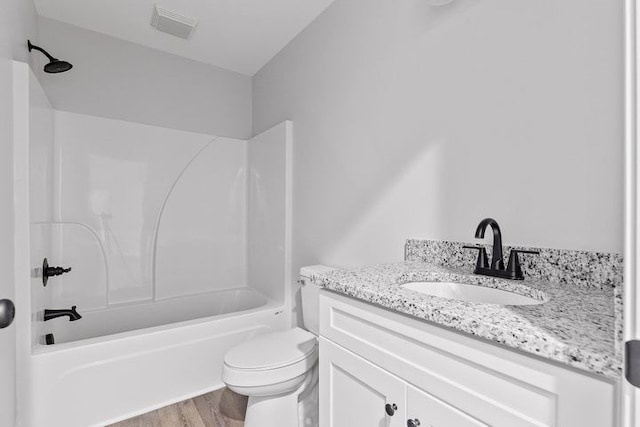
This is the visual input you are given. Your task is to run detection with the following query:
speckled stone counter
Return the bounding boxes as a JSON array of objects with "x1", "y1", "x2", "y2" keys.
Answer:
[{"x1": 310, "y1": 241, "x2": 622, "y2": 380}]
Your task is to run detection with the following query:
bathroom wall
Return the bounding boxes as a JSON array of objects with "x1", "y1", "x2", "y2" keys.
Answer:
[
  {"x1": 52, "y1": 111, "x2": 247, "y2": 310},
  {"x1": 247, "y1": 121, "x2": 293, "y2": 303},
  {"x1": 36, "y1": 17, "x2": 253, "y2": 138},
  {"x1": 0, "y1": 0, "x2": 39, "y2": 424},
  {"x1": 253, "y1": 0, "x2": 624, "y2": 271}
]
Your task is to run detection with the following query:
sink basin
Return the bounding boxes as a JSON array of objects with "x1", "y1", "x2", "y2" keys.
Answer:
[{"x1": 400, "y1": 281, "x2": 544, "y2": 306}]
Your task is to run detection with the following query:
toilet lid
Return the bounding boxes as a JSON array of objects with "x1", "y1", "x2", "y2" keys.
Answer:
[{"x1": 224, "y1": 328, "x2": 317, "y2": 370}]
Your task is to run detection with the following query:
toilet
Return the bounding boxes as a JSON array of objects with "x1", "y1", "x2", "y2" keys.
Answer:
[{"x1": 222, "y1": 266, "x2": 332, "y2": 427}]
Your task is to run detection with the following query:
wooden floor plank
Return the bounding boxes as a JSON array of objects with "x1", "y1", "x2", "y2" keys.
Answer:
[
  {"x1": 106, "y1": 389, "x2": 245, "y2": 427},
  {"x1": 218, "y1": 388, "x2": 248, "y2": 421},
  {"x1": 157, "y1": 403, "x2": 185, "y2": 427},
  {"x1": 192, "y1": 393, "x2": 219, "y2": 426},
  {"x1": 177, "y1": 400, "x2": 206, "y2": 427},
  {"x1": 109, "y1": 409, "x2": 163, "y2": 427}
]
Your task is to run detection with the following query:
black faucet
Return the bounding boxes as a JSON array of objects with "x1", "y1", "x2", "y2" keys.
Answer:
[
  {"x1": 463, "y1": 218, "x2": 539, "y2": 280},
  {"x1": 474, "y1": 218, "x2": 505, "y2": 270},
  {"x1": 44, "y1": 305, "x2": 82, "y2": 321}
]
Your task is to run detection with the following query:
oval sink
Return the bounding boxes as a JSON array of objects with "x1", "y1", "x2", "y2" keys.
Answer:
[{"x1": 400, "y1": 281, "x2": 544, "y2": 306}]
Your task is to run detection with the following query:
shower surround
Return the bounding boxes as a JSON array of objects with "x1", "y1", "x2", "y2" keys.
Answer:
[
  {"x1": 50, "y1": 111, "x2": 247, "y2": 309},
  {"x1": 14, "y1": 64, "x2": 293, "y2": 427}
]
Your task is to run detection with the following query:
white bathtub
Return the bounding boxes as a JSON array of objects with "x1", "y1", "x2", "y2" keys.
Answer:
[
  {"x1": 24, "y1": 288, "x2": 287, "y2": 427},
  {"x1": 47, "y1": 288, "x2": 270, "y2": 343}
]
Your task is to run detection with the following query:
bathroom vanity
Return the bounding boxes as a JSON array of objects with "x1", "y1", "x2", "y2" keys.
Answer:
[
  {"x1": 313, "y1": 240, "x2": 621, "y2": 427},
  {"x1": 319, "y1": 290, "x2": 616, "y2": 426}
]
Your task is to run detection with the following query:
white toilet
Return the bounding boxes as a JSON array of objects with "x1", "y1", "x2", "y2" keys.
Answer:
[{"x1": 222, "y1": 266, "x2": 331, "y2": 427}]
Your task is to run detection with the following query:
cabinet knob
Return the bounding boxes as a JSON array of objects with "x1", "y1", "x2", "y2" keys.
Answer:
[
  {"x1": 407, "y1": 419, "x2": 421, "y2": 427},
  {"x1": 385, "y1": 403, "x2": 398, "y2": 416}
]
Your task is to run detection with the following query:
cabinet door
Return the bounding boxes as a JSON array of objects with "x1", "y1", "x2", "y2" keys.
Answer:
[
  {"x1": 406, "y1": 385, "x2": 487, "y2": 427},
  {"x1": 320, "y1": 338, "x2": 406, "y2": 427}
]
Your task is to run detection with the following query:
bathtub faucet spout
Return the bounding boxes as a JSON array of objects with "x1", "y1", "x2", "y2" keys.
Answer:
[{"x1": 44, "y1": 305, "x2": 82, "y2": 321}]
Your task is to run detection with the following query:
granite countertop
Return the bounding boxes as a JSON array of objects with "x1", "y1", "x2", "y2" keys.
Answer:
[{"x1": 312, "y1": 261, "x2": 620, "y2": 380}]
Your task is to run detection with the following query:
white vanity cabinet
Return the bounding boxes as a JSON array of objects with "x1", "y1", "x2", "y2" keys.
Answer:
[
  {"x1": 319, "y1": 291, "x2": 618, "y2": 427},
  {"x1": 321, "y1": 337, "x2": 487, "y2": 427},
  {"x1": 321, "y1": 338, "x2": 406, "y2": 427},
  {"x1": 406, "y1": 385, "x2": 487, "y2": 427}
]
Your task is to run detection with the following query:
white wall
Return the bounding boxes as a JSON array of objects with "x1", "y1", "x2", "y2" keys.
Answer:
[
  {"x1": 53, "y1": 111, "x2": 249, "y2": 310},
  {"x1": 36, "y1": 17, "x2": 253, "y2": 139},
  {"x1": 253, "y1": 0, "x2": 624, "y2": 273},
  {"x1": 0, "y1": 0, "x2": 39, "y2": 424}
]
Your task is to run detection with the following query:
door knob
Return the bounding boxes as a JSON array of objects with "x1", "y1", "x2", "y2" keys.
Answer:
[
  {"x1": 407, "y1": 419, "x2": 421, "y2": 427},
  {"x1": 0, "y1": 299, "x2": 15, "y2": 329},
  {"x1": 385, "y1": 403, "x2": 398, "y2": 416}
]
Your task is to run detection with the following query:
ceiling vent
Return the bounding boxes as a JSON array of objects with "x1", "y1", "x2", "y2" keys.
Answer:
[{"x1": 151, "y1": 5, "x2": 198, "y2": 40}]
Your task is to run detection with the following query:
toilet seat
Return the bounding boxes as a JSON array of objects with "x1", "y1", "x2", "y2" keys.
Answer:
[
  {"x1": 222, "y1": 328, "x2": 318, "y2": 392},
  {"x1": 225, "y1": 328, "x2": 317, "y2": 370}
]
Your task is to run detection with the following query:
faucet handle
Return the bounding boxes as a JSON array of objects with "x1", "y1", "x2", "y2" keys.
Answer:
[
  {"x1": 463, "y1": 245, "x2": 489, "y2": 271},
  {"x1": 42, "y1": 258, "x2": 72, "y2": 286},
  {"x1": 507, "y1": 249, "x2": 540, "y2": 280}
]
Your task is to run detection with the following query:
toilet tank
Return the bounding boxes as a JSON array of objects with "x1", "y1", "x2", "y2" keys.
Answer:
[{"x1": 299, "y1": 265, "x2": 335, "y2": 335}]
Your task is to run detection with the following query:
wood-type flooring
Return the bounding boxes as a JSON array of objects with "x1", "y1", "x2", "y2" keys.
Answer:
[{"x1": 107, "y1": 388, "x2": 247, "y2": 427}]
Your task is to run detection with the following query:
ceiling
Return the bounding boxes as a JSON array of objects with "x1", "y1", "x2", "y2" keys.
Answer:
[{"x1": 34, "y1": 0, "x2": 336, "y2": 76}]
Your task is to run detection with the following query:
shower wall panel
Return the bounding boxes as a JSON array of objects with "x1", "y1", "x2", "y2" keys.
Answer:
[
  {"x1": 154, "y1": 138, "x2": 247, "y2": 300},
  {"x1": 247, "y1": 121, "x2": 292, "y2": 304},
  {"x1": 28, "y1": 66, "x2": 55, "y2": 344},
  {"x1": 52, "y1": 111, "x2": 246, "y2": 309},
  {"x1": 49, "y1": 223, "x2": 108, "y2": 310}
]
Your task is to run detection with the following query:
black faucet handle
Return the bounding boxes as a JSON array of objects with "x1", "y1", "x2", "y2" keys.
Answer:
[
  {"x1": 42, "y1": 258, "x2": 72, "y2": 286},
  {"x1": 507, "y1": 249, "x2": 540, "y2": 280},
  {"x1": 48, "y1": 266, "x2": 71, "y2": 275},
  {"x1": 463, "y1": 245, "x2": 489, "y2": 271}
]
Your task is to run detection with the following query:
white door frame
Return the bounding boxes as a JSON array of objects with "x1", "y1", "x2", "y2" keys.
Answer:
[
  {"x1": 625, "y1": 0, "x2": 640, "y2": 425},
  {"x1": 12, "y1": 61, "x2": 35, "y2": 427}
]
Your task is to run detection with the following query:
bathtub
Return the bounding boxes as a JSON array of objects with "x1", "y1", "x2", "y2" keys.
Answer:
[{"x1": 24, "y1": 287, "x2": 287, "y2": 427}]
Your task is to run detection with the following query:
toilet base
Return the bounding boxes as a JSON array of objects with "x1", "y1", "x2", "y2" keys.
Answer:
[
  {"x1": 245, "y1": 392, "x2": 299, "y2": 427},
  {"x1": 242, "y1": 364, "x2": 318, "y2": 427}
]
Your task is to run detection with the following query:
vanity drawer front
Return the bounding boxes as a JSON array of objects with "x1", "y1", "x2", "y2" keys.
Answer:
[
  {"x1": 407, "y1": 385, "x2": 487, "y2": 427},
  {"x1": 319, "y1": 291, "x2": 616, "y2": 427}
]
